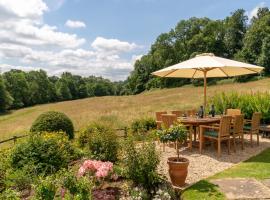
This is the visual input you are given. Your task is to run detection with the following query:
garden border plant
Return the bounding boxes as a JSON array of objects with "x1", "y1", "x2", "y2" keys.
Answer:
[
  {"x1": 30, "y1": 111, "x2": 75, "y2": 139},
  {"x1": 159, "y1": 123, "x2": 189, "y2": 187}
]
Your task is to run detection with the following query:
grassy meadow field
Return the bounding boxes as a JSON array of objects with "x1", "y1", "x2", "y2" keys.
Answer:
[{"x1": 0, "y1": 78, "x2": 270, "y2": 143}]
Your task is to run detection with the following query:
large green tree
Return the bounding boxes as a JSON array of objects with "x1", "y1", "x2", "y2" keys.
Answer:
[
  {"x1": 0, "y1": 76, "x2": 13, "y2": 112},
  {"x1": 237, "y1": 7, "x2": 270, "y2": 73},
  {"x1": 3, "y1": 70, "x2": 30, "y2": 108}
]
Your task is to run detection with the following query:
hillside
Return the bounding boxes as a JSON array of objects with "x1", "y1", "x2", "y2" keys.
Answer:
[{"x1": 0, "y1": 78, "x2": 270, "y2": 142}]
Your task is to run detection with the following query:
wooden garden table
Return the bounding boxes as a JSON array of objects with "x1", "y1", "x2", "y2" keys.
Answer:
[{"x1": 178, "y1": 116, "x2": 221, "y2": 150}]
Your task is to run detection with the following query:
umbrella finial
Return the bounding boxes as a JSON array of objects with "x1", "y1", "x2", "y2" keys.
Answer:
[{"x1": 196, "y1": 53, "x2": 215, "y2": 57}]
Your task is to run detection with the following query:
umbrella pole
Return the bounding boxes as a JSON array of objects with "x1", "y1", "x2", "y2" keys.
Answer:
[{"x1": 203, "y1": 71, "x2": 207, "y2": 114}]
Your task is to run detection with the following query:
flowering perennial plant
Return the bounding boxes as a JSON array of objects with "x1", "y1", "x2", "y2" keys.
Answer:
[{"x1": 78, "y1": 160, "x2": 113, "y2": 179}]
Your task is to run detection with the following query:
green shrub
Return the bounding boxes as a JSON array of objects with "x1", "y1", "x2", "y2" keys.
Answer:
[
  {"x1": 33, "y1": 176, "x2": 57, "y2": 200},
  {"x1": 210, "y1": 91, "x2": 270, "y2": 123},
  {"x1": 78, "y1": 123, "x2": 119, "y2": 162},
  {"x1": 0, "y1": 188, "x2": 20, "y2": 200},
  {"x1": 4, "y1": 168, "x2": 32, "y2": 192},
  {"x1": 59, "y1": 169, "x2": 93, "y2": 199},
  {"x1": 123, "y1": 139, "x2": 161, "y2": 192},
  {"x1": 78, "y1": 122, "x2": 110, "y2": 148},
  {"x1": 0, "y1": 149, "x2": 11, "y2": 192},
  {"x1": 131, "y1": 117, "x2": 157, "y2": 134},
  {"x1": 10, "y1": 132, "x2": 80, "y2": 175},
  {"x1": 30, "y1": 111, "x2": 74, "y2": 139}
]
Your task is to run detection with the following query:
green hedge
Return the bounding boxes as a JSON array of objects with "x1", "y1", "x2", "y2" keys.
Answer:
[
  {"x1": 210, "y1": 92, "x2": 270, "y2": 123},
  {"x1": 30, "y1": 111, "x2": 74, "y2": 139}
]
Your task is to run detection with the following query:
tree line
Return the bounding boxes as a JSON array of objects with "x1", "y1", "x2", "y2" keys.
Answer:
[
  {"x1": 1, "y1": 7, "x2": 270, "y2": 112},
  {"x1": 124, "y1": 7, "x2": 270, "y2": 94},
  {"x1": 0, "y1": 70, "x2": 124, "y2": 112}
]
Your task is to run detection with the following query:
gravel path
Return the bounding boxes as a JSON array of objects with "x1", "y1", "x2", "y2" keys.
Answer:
[{"x1": 157, "y1": 136, "x2": 270, "y2": 187}]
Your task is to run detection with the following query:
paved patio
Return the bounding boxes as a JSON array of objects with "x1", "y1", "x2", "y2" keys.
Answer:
[
  {"x1": 158, "y1": 136, "x2": 270, "y2": 188},
  {"x1": 211, "y1": 178, "x2": 270, "y2": 200}
]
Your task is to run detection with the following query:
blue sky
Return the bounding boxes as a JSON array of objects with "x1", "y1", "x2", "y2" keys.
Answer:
[{"x1": 0, "y1": 0, "x2": 269, "y2": 80}]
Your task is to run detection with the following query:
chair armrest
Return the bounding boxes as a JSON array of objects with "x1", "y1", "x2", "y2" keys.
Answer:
[
  {"x1": 200, "y1": 125, "x2": 220, "y2": 130},
  {"x1": 244, "y1": 119, "x2": 252, "y2": 124}
]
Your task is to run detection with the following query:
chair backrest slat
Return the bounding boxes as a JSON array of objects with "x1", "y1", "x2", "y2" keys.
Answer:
[
  {"x1": 161, "y1": 114, "x2": 177, "y2": 129},
  {"x1": 219, "y1": 115, "x2": 232, "y2": 137},
  {"x1": 251, "y1": 112, "x2": 262, "y2": 131},
  {"x1": 171, "y1": 110, "x2": 184, "y2": 117},
  {"x1": 156, "y1": 111, "x2": 167, "y2": 121},
  {"x1": 227, "y1": 109, "x2": 241, "y2": 116},
  {"x1": 233, "y1": 114, "x2": 244, "y2": 135},
  {"x1": 186, "y1": 109, "x2": 196, "y2": 117}
]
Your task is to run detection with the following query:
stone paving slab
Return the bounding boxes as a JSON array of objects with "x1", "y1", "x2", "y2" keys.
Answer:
[
  {"x1": 262, "y1": 179, "x2": 270, "y2": 189},
  {"x1": 211, "y1": 178, "x2": 270, "y2": 200}
]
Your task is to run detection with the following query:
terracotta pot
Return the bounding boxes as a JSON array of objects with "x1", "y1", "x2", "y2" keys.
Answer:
[{"x1": 167, "y1": 157, "x2": 189, "y2": 187}]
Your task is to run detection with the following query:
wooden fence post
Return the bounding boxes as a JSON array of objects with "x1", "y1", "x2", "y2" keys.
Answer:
[{"x1": 13, "y1": 136, "x2": 17, "y2": 144}]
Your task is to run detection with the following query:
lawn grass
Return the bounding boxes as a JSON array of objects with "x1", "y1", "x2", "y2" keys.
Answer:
[
  {"x1": 181, "y1": 180, "x2": 226, "y2": 200},
  {"x1": 0, "y1": 78, "x2": 270, "y2": 143},
  {"x1": 182, "y1": 148, "x2": 270, "y2": 200},
  {"x1": 210, "y1": 147, "x2": 270, "y2": 180}
]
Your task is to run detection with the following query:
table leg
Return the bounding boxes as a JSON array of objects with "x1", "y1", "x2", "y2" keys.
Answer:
[{"x1": 189, "y1": 126, "x2": 193, "y2": 150}]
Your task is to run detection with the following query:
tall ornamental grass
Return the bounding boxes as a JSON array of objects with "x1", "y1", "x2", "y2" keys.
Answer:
[{"x1": 210, "y1": 92, "x2": 270, "y2": 123}]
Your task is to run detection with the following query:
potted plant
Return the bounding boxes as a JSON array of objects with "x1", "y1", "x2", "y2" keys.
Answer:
[{"x1": 159, "y1": 123, "x2": 189, "y2": 187}]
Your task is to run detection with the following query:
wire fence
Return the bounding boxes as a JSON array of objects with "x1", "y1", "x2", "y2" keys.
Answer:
[{"x1": 0, "y1": 127, "x2": 129, "y2": 148}]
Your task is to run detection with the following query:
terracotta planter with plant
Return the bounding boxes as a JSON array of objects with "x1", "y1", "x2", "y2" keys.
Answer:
[{"x1": 159, "y1": 124, "x2": 189, "y2": 187}]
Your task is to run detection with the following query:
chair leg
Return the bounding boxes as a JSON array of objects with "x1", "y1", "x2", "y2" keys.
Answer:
[
  {"x1": 218, "y1": 139, "x2": 221, "y2": 157},
  {"x1": 241, "y1": 134, "x2": 244, "y2": 150},
  {"x1": 199, "y1": 132, "x2": 203, "y2": 154},
  {"x1": 227, "y1": 139, "x2": 231, "y2": 155},
  {"x1": 163, "y1": 143, "x2": 165, "y2": 152},
  {"x1": 250, "y1": 132, "x2": 253, "y2": 147},
  {"x1": 257, "y1": 132, "x2": 259, "y2": 146},
  {"x1": 233, "y1": 135, "x2": 236, "y2": 153}
]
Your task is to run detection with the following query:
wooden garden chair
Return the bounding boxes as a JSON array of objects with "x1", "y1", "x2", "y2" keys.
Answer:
[
  {"x1": 226, "y1": 109, "x2": 241, "y2": 116},
  {"x1": 231, "y1": 114, "x2": 244, "y2": 152},
  {"x1": 171, "y1": 110, "x2": 184, "y2": 118},
  {"x1": 244, "y1": 112, "x2": 262, "y2": 147},
  {"x1": 155, "y1": 111, "x2": 167, "y2": 129},
  {"x1": 161, "y1": 114, "x2": 177, "y2": 151},
  {"x1": 199, "y1": 115, "x2": 232, "y2": 157},
  {"x1": 186, "y1": 109, "x2": 196, "y2": 117},
  {"x1": 161, "y1": 114, "x2": 177, "y2": 129}
]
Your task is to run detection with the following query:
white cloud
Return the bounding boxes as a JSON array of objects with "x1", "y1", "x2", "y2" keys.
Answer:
[
  {"x1": 0, "y1": 0, "x2": 48, "y2": 19},
  {"x1": 0, "y1": 0, "x2": 143, "y2": 80},
  {"x1": 248, "y1": 2, "x2": 266, "y2": 21},
  {"x1": 1, "y1": 39, "x2": 140, "y2": 80},
  {"x1": 91, "y1": 37, "x2": 138, "y2": 53},
  {"x1": 65, "y1": 20, "x2": 86, "y2": 28},
  {"x1": 0, "y1": 0, "x2": 85, "y2": 48}
]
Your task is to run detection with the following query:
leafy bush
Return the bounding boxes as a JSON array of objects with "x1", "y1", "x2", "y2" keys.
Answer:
[
  {"x1": 78, "y1": 122, "x2": 110, "y2": 148},
  {"x1": 78, "y1": 123, "x2": 119, "y2": 162},
  {"x1": 0, "y1": 149, "x2": 11, "y2": 192},
  {"x1": 0, "y1": 188, "x2": 20, "y2": 200},
  {"x1": 10, "y1": 132, "x2": 80, "y2": 175},
  {"x1": 33, "y1": 176, "x2": 57, "y2": 200},
  {"x1": 210, "y1": 92, "x2": 270, "y2": 123},
  {"x1": 4, "y1": 168, "x2": 33, "y2": 192},
  {"x1": 131, "y1": 117, "x2": 157, "y2": 134},
  {"x1": 123, "y1": 139, "x2": 161, "y2": 192},
  {"x1": 60, "y1": 169, "x2": 93, "y2": 199},
  {"x1": 30, "y1": 111, "x2": 74, "y2": 139}
]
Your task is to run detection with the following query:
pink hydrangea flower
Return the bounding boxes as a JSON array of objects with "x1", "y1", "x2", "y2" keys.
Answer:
[{"x1": 77, "y1": 160, "x2": 113, "y2": 179}]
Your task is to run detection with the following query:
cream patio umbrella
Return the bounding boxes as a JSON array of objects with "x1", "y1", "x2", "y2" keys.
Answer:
[{"x1": 152, "y1": 53, "x2": 264, "y2": 109}]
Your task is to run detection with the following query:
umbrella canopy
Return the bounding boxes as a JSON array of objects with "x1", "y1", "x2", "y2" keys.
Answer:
[{"x1": 152, "y1": 53, "x2": 264, "y2": 109}]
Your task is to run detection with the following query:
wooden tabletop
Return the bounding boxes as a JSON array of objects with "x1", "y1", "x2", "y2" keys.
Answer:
[{"x1": 178, "y1": 116, "x2": 220, "y2": 126}]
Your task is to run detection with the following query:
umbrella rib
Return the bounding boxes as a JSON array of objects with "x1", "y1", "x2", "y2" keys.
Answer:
[
  {"x1": 191, "y1": 69, "x2": 197, "y2": 78},
  {"x1": 243, "y1": 67, "x2": 261, "y2": 73},
  {"x1": 219, "y1": 68, "x2": 229, "y2": 77},
  {"x1": 161, "y1": 69, "x2": 178, "y2": 77}
]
